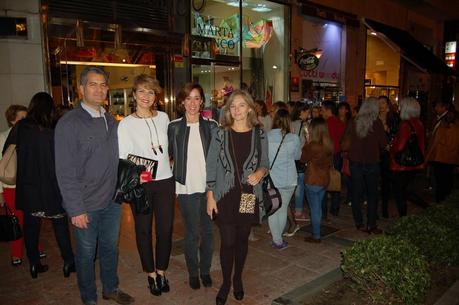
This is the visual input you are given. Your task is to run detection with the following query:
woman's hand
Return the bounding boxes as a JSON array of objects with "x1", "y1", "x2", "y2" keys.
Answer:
[
  {"x1": 207, "y1": 191, "x2": 218, "y2": 219},
  {"x1": 247, "y1": 168, "x2": 266, "y2": 186}
]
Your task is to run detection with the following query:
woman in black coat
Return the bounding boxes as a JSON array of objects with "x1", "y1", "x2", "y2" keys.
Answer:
[{"x1": 15, "y1": 92, "x2": 74, "y2": 279}]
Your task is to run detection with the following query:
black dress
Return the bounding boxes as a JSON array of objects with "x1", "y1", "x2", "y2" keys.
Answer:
[{"x1": 216, "y1": 129, "x2": 258, "y2": 225}]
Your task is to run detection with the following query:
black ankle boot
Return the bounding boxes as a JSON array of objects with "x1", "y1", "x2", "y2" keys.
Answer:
[
  {"x1": 156, "y1": 274, "x2": 170, "y2": 293},
  {"x1": 148, "y1": 276, "x2": 161, "y2": 296},
  {"x1": 216, "y1": 284, "x2": 229, "y2": 305},
  {"x1": 215, "y1": 295, "x2": 227, "y2": 305},
  {"x1": 233, "y1": 290, "x2": 244, "y2": 300},
  {"x1": 30, "y1": 263, "x2": 48, "y2": 279},
  {"x1": 63, "y1": 261, "x2": 75, "y2": 278}
]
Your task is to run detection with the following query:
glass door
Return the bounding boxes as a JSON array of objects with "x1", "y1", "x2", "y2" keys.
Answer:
[{"x1": 192, "y1": 62, "x2": 240, "y2": 120}]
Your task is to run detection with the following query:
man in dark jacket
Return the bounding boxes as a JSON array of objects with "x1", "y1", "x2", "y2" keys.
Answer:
[{"x1": 55, "y1": 67, "x2": 133, "y2": 305}]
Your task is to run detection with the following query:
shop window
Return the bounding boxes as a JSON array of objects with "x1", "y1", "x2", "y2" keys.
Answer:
[{"x1": 365, "y1": 31, "x2": 400, "y2": 102}]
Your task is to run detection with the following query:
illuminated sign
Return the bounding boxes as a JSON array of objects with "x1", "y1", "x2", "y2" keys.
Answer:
[
  {"x1": 445, "y1": 41, "x2": 456, "y2": 69},
  {"x1": 297, "y1": 53, "x2": 320, "y2": 71}
]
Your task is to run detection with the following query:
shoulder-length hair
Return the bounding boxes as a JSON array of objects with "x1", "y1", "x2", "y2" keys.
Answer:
[
  {"x1": 355, "y1": 97, "x2": 380, "y2": 138},
  {"x1": 175, "y1": 83, "x2": 205, "y2": 117},
  {"x1": 272, "y1": 109, "x2": 291, "y2": 134},
  {"x1": 221, "y1": 90, "x2": 259, "y2": 129},
  {"x1": 309, "y1": 117, "x2": 333, "y2": 152},
  {"x1": 27, "y1": 92, "x2": 56, "y2": 129},
  {"x1": 399, "y1": 97, "x2": 421, "y2": 120}
]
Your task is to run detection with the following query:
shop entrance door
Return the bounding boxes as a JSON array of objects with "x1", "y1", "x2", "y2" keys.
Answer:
[{"x1": 192, "y1": 62, "x2": 240, "y2": 121}]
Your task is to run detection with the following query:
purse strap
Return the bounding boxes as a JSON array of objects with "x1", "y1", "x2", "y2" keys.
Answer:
[{"x1": 270, "y1": 133, "x2": 286, "y2": 170}]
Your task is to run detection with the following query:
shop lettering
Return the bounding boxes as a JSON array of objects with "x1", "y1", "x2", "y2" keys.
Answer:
[
  {"x1": 301, "y1": 70, "x2": 339, "y2": 80},
  {"x1": 195, "y1": 22, "x2": 236, "y2": 50}
]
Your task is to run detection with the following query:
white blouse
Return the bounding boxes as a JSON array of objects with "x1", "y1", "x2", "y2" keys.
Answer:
[{"x1": 118, "y1": 111, "x2": 172, "y2": 181}]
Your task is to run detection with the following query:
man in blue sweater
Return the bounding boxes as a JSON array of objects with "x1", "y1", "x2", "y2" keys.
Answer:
[{"x1": 55, "y1": 67, "x2": 134, "y2": 305}]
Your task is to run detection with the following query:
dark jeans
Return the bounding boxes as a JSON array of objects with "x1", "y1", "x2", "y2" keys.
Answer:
[
  {"x1": 178, "y1": 192, "x2": 213, "y2": 277},
  {"x1": 350, "y1": 162, "x2": 380, "y2": 229},
  {"x1": 23, "y1": 213, "x2": 74, "y2": 265},
  {"x1": 217, "y1": 223, "x2": 252, "y2": 299},
  {"x1": 391, "y1": 170, "x2": 427, "y2": 217},
  {"x1": 323, "y1": 153, "x2": 342, "y2": 217},
  {"x1": 432, "y1": 162, "x2": 455, "y2": 203},
  {"x1": 72, "y1": 202, "x2": 121, "y2": 304},
  {"x1": 130, "y1": 177, "x2": 175, "y2": 273},
  {"x1": 380, "y1": 152, "x2": 392, "y2": 217}
]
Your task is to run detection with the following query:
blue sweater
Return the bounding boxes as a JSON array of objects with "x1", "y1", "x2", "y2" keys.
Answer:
[{"x1": 55, "y1": 104, "x2": 119, "y2": 217}]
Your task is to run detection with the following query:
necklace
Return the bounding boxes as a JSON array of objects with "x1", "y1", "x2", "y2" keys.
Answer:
[{"x1": 136, "y1": 111, "x2": 163, "y2": 155}]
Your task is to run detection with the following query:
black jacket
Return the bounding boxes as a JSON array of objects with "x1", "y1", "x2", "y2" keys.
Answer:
[
  {"x1": 168, "y1": 115, "x2": 218, "y2": 185},
  {"x1": 113, "y1": 159, "x2": 150, "y2": 214}
]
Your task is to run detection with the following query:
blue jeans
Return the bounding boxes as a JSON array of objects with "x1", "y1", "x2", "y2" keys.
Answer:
[
  {"x1": 350, "y1": 162, "x2": 380, "y2": 229},
  {"x1": 294, "y1": 173, "x2": 306, "y2": 213},
  {"x1": 268, "y1": 186, "x2": 295, "y2": 244},
  {"x1": 72, "y1": 202, "x2": 121, "y2": 304},
  {"x1": 178, "y1": 193, "x2": 213, "y2": 277},
  {"x1": 305, "y1": 185, "x2": 326, "y2": 239}
]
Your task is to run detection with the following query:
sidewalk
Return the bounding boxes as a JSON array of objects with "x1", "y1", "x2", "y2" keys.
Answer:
[{"x1": 0, "y1": 199, "x2": 426, "y2": 305}]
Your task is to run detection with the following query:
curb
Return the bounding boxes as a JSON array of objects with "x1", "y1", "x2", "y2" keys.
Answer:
[
  {"x1": 434, "y1": 278, "x2": 459, "y2": 305},
  {"x1": 271, "y1": 267, "x2": 342, "y2": 305}
]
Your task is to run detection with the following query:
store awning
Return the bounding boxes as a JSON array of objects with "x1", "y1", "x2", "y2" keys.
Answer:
[{"x1": 364, "y1": 19, "x2": 454, "y2": 75}]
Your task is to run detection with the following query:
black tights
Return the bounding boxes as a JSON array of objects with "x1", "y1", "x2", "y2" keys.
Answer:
[{"x1": 217, "y1": 223, "x2": 252, "y2": 298}]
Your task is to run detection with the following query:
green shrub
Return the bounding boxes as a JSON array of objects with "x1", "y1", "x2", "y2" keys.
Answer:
[
  {"x1": 341, "y1": 236, "x2": 430, "y2": 305},
  {"x1": 388, "y1": 214, "x2": 459, "y2": 266},
  {"x1": 425, "y1": 203, "x2": 459, "y2": 231}
]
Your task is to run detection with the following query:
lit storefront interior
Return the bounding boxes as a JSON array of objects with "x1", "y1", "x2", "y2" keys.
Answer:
[
  {"x1": 191, "y1": 0, "x2": 289, "y2": 114},
  {"x1": 365, "y1": 30, "x2": 400, "y2": 104},
  {"x1": 298, "y1": 16, "x2": 344, "y2": 103}
]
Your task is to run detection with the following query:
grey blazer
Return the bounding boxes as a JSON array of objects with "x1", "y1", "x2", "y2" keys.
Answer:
[{"x1": 206, "y1": 126, "x2": 269, "y2": 202}]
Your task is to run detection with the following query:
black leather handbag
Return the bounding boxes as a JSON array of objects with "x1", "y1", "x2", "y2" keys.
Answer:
[
  {"x1": 395, "y1": 122, "x2": 424, "y2": 167},
  {"x1": 0, "y1": 205, "x2": 22, "y2": 242}
]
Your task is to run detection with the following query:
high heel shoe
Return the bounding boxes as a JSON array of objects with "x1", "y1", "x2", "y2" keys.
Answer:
[
  {"x1": 156, "y1": 274, "x2": 170, "y2": 293},
  {"x1": 30, "y1": 263, "x2": 48, "y2": 279},
  {"x1": 148, "y1": 276, "x2": 161, "y2": 296},
  {"x1": 233, "y1": 290, "x2": 244, "y2": 301},
  {"x1": 63, "y1": 262, "x2": 75, "y2": 278},
  {"x1": 11, "y1": 258, "x2": 23, "y2": 266}
]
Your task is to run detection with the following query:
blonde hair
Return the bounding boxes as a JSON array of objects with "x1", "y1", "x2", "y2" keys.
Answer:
[
  {"x1": 221, "y1": 89, "x2": 259, "y2": 129},
  {"x1": 309, "y1": 117, "x2": 333, "y2": 152}
]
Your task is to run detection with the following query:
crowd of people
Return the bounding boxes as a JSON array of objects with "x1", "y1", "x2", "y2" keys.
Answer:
[{"x1": 1, "y1": 66, "x2": 458, "y2": 305}]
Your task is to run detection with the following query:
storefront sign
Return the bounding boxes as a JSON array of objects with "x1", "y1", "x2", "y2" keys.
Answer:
[
  {"x1": 297, "y1": 53, "x2": 320, "y2": 71},
  {"x1": 445, "y1": 41, "x2": 456, "y2": 69},
  {"x1": 174, "y1": 55, "x2": 184, "y2": 68},
  {"x1": 193, "y1": 13, "x2": 237, "y2": 52}
]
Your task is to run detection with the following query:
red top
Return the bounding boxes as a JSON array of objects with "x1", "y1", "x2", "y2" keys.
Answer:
[
  {"x1": 327, "y1": 116, "x2": 345, "y2": 153},
  {"x1": 390, "y1": 118, "x2": 425, "y2": 171}
]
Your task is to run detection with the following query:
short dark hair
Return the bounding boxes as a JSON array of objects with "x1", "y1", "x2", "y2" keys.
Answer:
[
  {"x1": 337, "y1": 102, "x2": 352, "y2": 122},
  {"x1": 5, "y1": 105, "x2": 27, "y2": 127},
  {"x1": 176, "y1": 83, "x2": 205, "y2": 116},
  {"x1": 272, "y1": 108, "x2": 291, "y2": 134},
  {"x1": 322, "y1": 101, "x2": 337, "y2": 115},
  {"x1": 79, "y1": 66, "x2": 109, "y2": 86},
  {"x1": 291, "y1": 102, "x2": 309, "y2": 121},
  {"x1": 255, "y1": 100, "x2": 268, "y2": 116}
]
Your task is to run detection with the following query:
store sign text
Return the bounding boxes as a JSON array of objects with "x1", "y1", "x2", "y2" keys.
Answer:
[
  {"x1": 195, "y1": 23, "x2": 236, "y2": 50},
  {"x1": 301, "y1": 70, "x2": 339, "y2": 80},
  {"x1": 297, "y1": 53, "x2": 320, "y2": 71}
]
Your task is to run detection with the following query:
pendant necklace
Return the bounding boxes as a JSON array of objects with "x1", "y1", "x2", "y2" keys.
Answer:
[{"x1": 136, "y1": 111, "x2": 163, "y2": 155}]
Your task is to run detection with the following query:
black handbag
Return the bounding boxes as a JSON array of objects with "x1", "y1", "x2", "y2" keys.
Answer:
[
  {"x1": 0, "y1": 205, "x2": 22, "y2": 242},
  {"x1": 395, "y1": 122, "x2": 424, "y2": 167},
  {"x1": 261, "y1": 133, "x2": 286, "y2": 217}
]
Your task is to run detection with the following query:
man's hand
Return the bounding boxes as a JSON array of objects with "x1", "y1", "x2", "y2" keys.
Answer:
[{"x1": 71, "y1": 214, "x2": 89, "y2": 229}]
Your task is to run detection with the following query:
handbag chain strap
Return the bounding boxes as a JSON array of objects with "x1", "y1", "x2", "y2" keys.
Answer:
[
  {"x1": 229, "y1": 129, "x2": 244, "y2": 190},
  {"x1": 270, "y1": 133, "x2": 286, "y2": 170}
]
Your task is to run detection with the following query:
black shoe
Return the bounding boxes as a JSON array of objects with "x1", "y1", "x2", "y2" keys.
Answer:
[
  {"x1": 39, "y1": 251, "x2": 46, "y2": 258},
  {"x1": 216, "y1": 296, "x2": 227, "y2": 305},
  {"x1": 156, "y1": 273, "x2": 170, "y2": 293},
  {"x1": 11, "y1": 258, "x2": 23, "y2": 266},
  {"x1": 30, "y1": 263, "x2": 48, "y2": 279},
  {"x1": 233, "y1": 290, "x2": 244, "y2": 301},
  {"x1": 200, "y1": 274, "x2": 212, "y2": 287},
  {"x1": 63, "y1": 261, "x2": 75, "y2": 278},
  {"x1": 189, "y1": 276, "x2": 200, "y2": 290},
  {"x1": 102, "y1": 289, "x2": 134, "y2": 305},
  {"x1": 148, "y1": 276, "x2": 161, "y2": 296}
]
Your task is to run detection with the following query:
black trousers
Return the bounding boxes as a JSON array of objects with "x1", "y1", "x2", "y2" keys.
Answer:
[
  {"x1": 391, "y1": 170, "x2": 427, "y2": 217},
  {"x1": 217, "y1": 223, "x2": 252, "y2": 298},
  {"x1": 379, "y1": 152, "x2": 392, "y2": 216},
  {"x1": 432, "y1": 162, "x2": 455, "y2": 203},
  {"x1": 130, "y1": 177, "x2": 175, "y2": 273},
  {"x1": 23, "y1": 213, "x2": 74, "y2": 265}
]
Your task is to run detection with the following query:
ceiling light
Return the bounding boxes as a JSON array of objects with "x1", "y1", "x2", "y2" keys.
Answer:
[
  {"x1": 252, "y1": 4, "x2": 272, "y2": 12},
  {"x1": 59, "y1": 60, "x2": 156, "y2": 68},
  {"x1": 370, "y1": 31, "x2": 377, "y2": 36},
  {"x1": 272, "y1": 65, "x2": 278, "y2": 69},
  {"x1": 227, "y1": 1, "x2": 248, "y2": 7}
]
